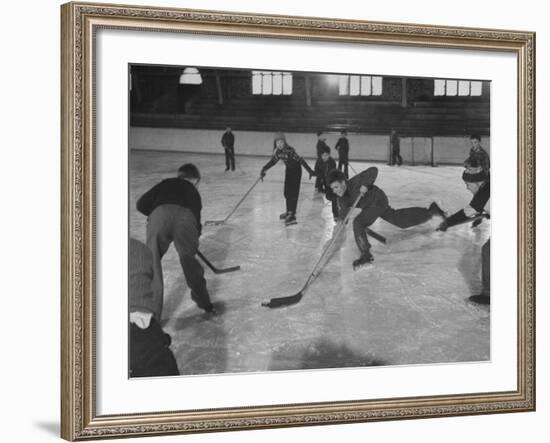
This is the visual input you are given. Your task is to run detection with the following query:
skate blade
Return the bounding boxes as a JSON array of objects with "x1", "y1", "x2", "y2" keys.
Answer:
[
  {"x1": 353, "y1": 262, "x2": 374, "y2": 271},
  {"x1": 285, "y1": 221, "x2": 298, "y2": 226}
]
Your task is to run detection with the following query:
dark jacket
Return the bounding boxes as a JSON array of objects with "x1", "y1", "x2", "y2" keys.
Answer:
[
  {"x1": 390, "y1": 132, "x2": 400, "y2": 152},
  {"x1": 314, "y1": 157, "x2": 337, "y2": 185},
  {"x1": 337, "y1": 169, "x2": 388, "y2": 216},
  {"x1": 136, "y1": 178, "x2": 202, "y2": 228},
  {"x1": 221, "y1": 131, "x2": 235, "y2": 149},
  {"x1": 469, "y1": 178, "x2": 490, "y2": 213},
  {"x1": 335, "y1": 137, "x2": 349, "y2": 160}
]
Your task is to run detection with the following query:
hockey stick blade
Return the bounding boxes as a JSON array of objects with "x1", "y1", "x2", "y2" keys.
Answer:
[
  {"x1": 197, "y1": 250, "x2": 241, "y2": 274},
  {"x1": 262, "y1": 192, "x2": 365, "y2": 309},
  {"x1": 211, "y1": 265, "x2": 240, "y2": 274},
  {"x1": 262, "y1": 291, "x2": 303, "y2": 308}
]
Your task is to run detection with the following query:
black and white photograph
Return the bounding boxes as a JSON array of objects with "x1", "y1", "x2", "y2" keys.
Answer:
[{"x1": 128, "y1": 65, "x2": 491, "y2": 378}]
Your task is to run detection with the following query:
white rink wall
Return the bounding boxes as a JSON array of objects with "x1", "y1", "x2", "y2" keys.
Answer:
[{"x1": 129, "y1": 126, "x2": 490, "y2": 165}]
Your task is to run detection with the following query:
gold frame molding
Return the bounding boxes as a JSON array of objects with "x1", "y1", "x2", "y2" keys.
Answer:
[{"x1": 61, "y1": 2, "x2": 536, "y2": 441}]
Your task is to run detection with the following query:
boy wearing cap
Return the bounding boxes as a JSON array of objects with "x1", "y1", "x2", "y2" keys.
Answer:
[
  {"x1": 437, "y1": 162, "x2": 490, "y2": 305},
  {"x1": 260, "y1": 132, "x2": 315, "y2": 226},
  {"x1": 335, "y1": 130, "x2": 350, "y2": 178},
  {"x1": 328, "y1": 168, "x2": 445, "y2": 268},
  {"x1": 389, "y1": 129, "x2": 403, "y2": 166}
]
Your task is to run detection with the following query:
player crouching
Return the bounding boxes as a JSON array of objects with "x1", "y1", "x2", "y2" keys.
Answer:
[{"x1": 328, "y1": 168, "x2": 446, "y2": 269}]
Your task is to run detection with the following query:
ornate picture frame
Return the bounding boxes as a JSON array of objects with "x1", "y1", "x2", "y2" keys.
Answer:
[{"x1": 61, "y1": 2, "x2": 535, "y2": 440}]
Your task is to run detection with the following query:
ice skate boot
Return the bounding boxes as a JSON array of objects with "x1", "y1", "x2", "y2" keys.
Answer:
[
  {"x1": 284, "y1": 212, "x2": 297, "y2": 226},
  {"x1": 280, "y1": 211, "x2": 289, "y2": 220},
  {"x1": 352, "y1": 252, "x2": 373, "y2": 270}
]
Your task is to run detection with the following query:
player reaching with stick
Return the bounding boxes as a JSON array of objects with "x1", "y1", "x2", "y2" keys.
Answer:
[
  {"x1": 437, "y1": 162, "x2": 490, "y2": 305},
  {"x1": 328, "y1": 168, "x2": 446, "y2": 269}
]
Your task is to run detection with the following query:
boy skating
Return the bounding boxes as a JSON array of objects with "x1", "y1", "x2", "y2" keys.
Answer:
[
  {"x1": 389, "y1": 129, "x2": 402, "y2": 166},
  {"x1": 335, "y1": 129, "x2": 350, "y2": 178},
  {"x1": 328, "y1": 168, "x2": 445, "y2": 269},
  {"x1": 260, "y1": 132, "x2": 315, "y2": 226},
  {"x1": 314, "y1": 145, "x2": 338, "y2": 220}
]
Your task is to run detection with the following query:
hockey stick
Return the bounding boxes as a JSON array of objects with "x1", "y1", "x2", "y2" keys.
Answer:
[
  {"x1": 262, "y1": 192, "x2": 364, "y2": 308},
  {"x1": 197, "y1": 250, "x2": 241, "y2": 274},
  {"x1": 204, "y1": 176, "x2": 262, "y2": 226},
  {"x1": 367, "y1": 228, "x2": 386, "y2": 244},
  {"x1": 437, "y1": 212, "x2": 490, "y2": 231},
  {"x1": 349, "y1": 163, "x2": 358, "y2": 175}
]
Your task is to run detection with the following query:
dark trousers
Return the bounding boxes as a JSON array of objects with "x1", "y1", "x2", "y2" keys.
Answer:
[
  {"x1": 390, "y1": 150, "x2": 403, "y2": 166},
  {"x1": 146, "y1": 205, "x2": 211, "y2": 316},
  {"x1": 284, "y1": 166, "x2": 302, "y2": 214},
  {"x1": 224, "y1": 147, "x2": 235, "y2": 170},
  {"x1": 481, "y1": 239, "x2": 490, "y2": 295},
  {"x1": 338, "y1": 158, "x2": 349, "y2": 178},
  {"x1": 353, "y1": 206, "x2": 431, "y2": 253},
  {"x1": 130, "y1": 318, "x2": 179, "y2": 378}
]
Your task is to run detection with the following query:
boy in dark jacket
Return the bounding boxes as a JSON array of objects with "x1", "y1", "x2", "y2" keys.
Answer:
[
  {"x1": 437, "y1": 164, "x2": 490, "y2": 305},
  {"x1": 315, "y1": 131, "x2": 331, "y2": 191},
  {"x1": 335, "y1": 130, "x2": 350, "y2": 178},
  {"x1": 314, "y1": 146, "x2": 339, "y2": 219},
  {"x1": 221, "y1": 127, "x2": 236, "y2": 171},
  {"x1": 389, "y1": 129, "x2": 403, "y2": 166},
  {"x1": 328, "y1": 168, "x2": 445, "y2": 268},
  {"x1": 261, "y1": 132, "x2": 315, "y2": 226},
  {"x1": 136, "y1": 163, "x2": 216, "y2": 316}
]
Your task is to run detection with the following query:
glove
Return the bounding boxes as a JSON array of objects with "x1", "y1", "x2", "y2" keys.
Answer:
[
  {"x1": 309, "y1": 172, "x2": 316, "y2": 180},
  {"x1": 260, "y1": 169, "x2": 266, "y2": 181},
  {"x1": 436, "y1": 220, "x2": 448, "y2": 232},
  {"x1": 471, "y1": 218, "x2": 483, "y2": 228}
]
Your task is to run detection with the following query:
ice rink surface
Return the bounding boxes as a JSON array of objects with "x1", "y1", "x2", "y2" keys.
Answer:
[{"x1": 130, "y1": 151, "x2": 490, "y2": 375}]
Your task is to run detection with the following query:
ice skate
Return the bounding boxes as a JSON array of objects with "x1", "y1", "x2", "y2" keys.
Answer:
[
  {"x1": 279, "y1": 211, "x2": 289, "y2": 220},
  {"x1": 352, "y1": 252, "x2": 373, "y2": 270},
  {"x1": 284, "y1": 212, "x2": 297, "y2": 226}
]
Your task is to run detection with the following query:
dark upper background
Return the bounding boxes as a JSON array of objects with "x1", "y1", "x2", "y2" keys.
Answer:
[{"x1": 130, "y1": 65, "x2": 490, "y2": 137}]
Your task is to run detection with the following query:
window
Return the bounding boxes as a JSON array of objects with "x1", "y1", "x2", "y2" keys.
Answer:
[
  {"x1": 252, "y1": 71, "x2": 292, "y2": 95},
  {"x1": 339, "y1": 75, "x2": 382, "y2": 96},
  {"x1": 434, "y1": 79, "x2": 482, "y2": 96},
  {"x1": 179, "y1": 67, "x2": 202, "y2": 85}
]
